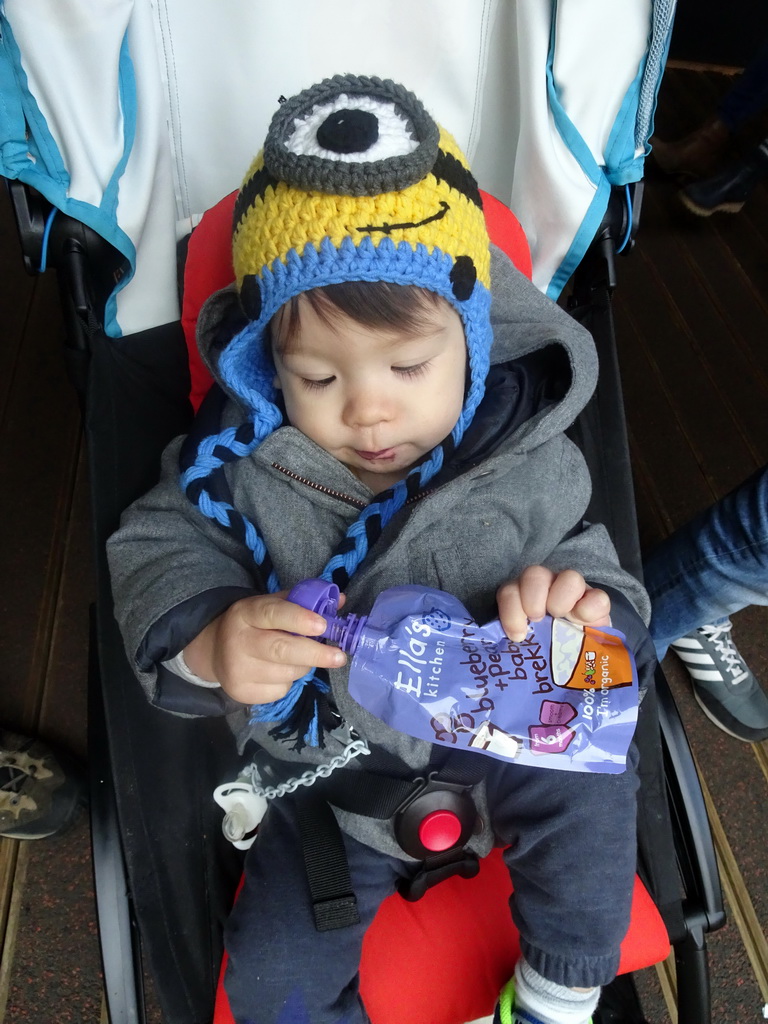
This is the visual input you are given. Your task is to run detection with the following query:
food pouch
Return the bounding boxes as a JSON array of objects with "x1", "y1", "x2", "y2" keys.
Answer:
[{"x1": 289, "y1": 581, "x2": 639, "y2": 774}]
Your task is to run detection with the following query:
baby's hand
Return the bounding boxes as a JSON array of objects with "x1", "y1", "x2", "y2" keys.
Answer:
[
  {"x1": 183, "y1": 591, "x2": 347, "y2": 705},
  {"x1": 497, "y1": 566, "x2": 611, "y2": 643}
]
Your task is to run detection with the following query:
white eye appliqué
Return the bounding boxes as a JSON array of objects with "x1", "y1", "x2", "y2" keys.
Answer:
[
  {"x1": 263, "y1": 75, "x2": 440, "y2": 195},
  {"x1": 285, "y1": 94, "x2": 420, "y2": 164}
]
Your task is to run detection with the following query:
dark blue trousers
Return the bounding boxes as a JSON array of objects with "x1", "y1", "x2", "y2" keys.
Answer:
[
  {"x1": 224, "y1": 796, "x2": 408, "y2": 1024},
  {"x1": 223, "y1": 754, "x2": 640, "y2": 1023}
]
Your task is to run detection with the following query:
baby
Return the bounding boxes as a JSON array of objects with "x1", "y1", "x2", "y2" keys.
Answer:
[{"x1": 108, "y1": 74, "x2": 653, "y2": 1024}]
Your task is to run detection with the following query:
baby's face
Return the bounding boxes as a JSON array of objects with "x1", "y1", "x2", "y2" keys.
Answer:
[{"x1": 272, "y1": 295, "x2": 466, "y2": 492}]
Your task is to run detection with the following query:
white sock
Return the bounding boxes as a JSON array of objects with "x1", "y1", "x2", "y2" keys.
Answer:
[{"x1": 513, "y1": 959, "x2": 600, "y2": 1024}]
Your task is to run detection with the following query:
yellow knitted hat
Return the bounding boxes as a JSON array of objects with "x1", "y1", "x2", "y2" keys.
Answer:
[{"x1": 221, "y1": 73, "x2": 492, "y2": 422}]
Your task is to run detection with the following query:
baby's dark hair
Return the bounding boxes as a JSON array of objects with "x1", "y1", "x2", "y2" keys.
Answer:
[{"x1": 271, "y1": 280, "x2": 447, "y2": 352}]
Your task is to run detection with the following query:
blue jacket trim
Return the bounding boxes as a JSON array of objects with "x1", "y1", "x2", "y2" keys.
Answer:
[{"x1": 0, "y1": 13, "x2": 138, "y2": 336}]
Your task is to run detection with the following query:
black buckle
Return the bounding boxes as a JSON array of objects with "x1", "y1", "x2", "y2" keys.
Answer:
[
  {"x1": 393, "y1": 772, "x2": 478, "y2": 860},
  {"x1": 397, "y1": 848, "x2": 481, "y2": 902}
]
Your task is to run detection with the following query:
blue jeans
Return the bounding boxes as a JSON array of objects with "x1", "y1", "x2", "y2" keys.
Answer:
[{"x1": 643, "y1": 465, "x2": 768, "y2": 659}]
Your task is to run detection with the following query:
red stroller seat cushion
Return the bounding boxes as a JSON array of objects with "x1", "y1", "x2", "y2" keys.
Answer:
[
  {"x1": 213, "y1": 847, "x2": 670, "y2": 1024},
  {"x1": 181, "y1": 188, "x2": 534, "y2": 412}
]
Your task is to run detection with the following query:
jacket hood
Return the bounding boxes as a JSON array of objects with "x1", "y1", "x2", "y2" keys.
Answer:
[{"x1": 195, "y1": 243, "x2": 598, "y2": 454}]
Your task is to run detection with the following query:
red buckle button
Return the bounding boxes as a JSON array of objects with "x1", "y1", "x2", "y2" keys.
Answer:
[{"x1": 418, "y1": 810, "x2": 462, "y2": 852}]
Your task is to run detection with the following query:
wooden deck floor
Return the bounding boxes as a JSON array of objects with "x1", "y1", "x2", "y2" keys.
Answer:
[
  {"x1": 1, "y1": 64, "x2": 767, "y2": 1024},
  {"x1": 613, "y1": 64, "x2": 768, "y2": 1023}
]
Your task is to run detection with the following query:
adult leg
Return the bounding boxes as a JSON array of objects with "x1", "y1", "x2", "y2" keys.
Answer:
[
  {"x1": 680, "y1": 136, "x2": 768, "y2": 216},
  {"x1": 644, "y1": 466, "x2": 768, "y2": 741},
  {"x1": 718, "y1": 39, "x2": 768, "y2": 132},
  {"x1": 224, "y1": 796, "x2": 407, "y2": 1024},
  {"x1": 644, "y1": 465, "x2": 768, "y2": 658},
  {"x1": 651, "y1": 38, "x2": 768, "y2": 177}
]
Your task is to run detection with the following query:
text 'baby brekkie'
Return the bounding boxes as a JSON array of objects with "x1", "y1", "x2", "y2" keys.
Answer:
[{"x1": 346, "y1": 586, "x2": 639, "y2": 774}]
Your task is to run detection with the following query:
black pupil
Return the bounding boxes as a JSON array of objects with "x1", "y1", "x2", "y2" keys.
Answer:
[{"x1": 316, "y1": 109, "x2": 379, "y2": 155}]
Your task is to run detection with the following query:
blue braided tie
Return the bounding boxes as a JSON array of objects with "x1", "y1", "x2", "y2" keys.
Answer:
[
  {"x1": 181, "y1": 427, "x2": 260, "y2": 487},
  {"x1": 248, "y1": 668, "x2": 330, "y2": 724}
]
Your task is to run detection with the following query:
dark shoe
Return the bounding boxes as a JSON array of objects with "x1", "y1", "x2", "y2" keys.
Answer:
[
  {"x1": 0, "y1": 730, "x2": 86, "y2": 839},
  {"x1": 680, "y1": 146, "x2": 768, "y2": 216},
  {"x1": 670, "y1": 621, "x2": 768, "y2": 742},
  {"x1": 650, "y1": 116, "x2": 730, "y2": 178}
]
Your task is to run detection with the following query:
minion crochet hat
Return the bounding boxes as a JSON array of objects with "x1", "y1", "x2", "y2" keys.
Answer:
[
  {"x1": 183, "y1": 74, "x2": 493, "y2": 747},
  {"x1": 221, "y1": 73, "x2": 492, "y2": 442}
]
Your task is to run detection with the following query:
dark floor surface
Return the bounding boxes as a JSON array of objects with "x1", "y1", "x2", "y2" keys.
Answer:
[{"x1": 1, "y1": 64, "x2": 767, "y2": 1024}]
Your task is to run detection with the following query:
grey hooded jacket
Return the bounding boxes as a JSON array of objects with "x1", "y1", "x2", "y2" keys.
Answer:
[{"x1": 107, "y1": 246, "x2": 651, "y2": 862}]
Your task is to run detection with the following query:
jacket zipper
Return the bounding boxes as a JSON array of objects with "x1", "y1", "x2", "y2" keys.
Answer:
[
  {"x1": 271, "y1": 462, "x2": 434, "y2": 508},
  {"x1": 271, "y1": 464, "x2": 367, "y2": 508}
]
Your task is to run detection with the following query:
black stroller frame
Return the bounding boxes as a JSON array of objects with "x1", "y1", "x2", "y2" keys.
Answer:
[{"x1": 6, "y1": 176, "x2": 725, "y2": 1024}]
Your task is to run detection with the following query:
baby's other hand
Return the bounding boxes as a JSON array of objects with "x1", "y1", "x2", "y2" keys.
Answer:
[
  {"x1": 497, "y1": 566, "x2": 611, "y2": 643},
  {"x1": 183, "y1": 591, "x2": 347, "y2": 705}
]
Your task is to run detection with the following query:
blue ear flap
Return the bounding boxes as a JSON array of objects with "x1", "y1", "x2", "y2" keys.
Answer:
[
  {"x1": 240, "y1": 274, "x2": 262, "y2": 319},
  {"x1": 449, "y1": 256, "x2": 477, "y2": 301}
]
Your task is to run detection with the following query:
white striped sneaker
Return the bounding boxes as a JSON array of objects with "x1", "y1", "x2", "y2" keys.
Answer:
[{"x1": 670, "y1": 620, "x2": 768, "y2": 742}]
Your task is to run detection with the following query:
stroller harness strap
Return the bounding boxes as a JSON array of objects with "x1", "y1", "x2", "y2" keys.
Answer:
[
  {"x1": 294, "y1": 792, "x2": 362, "y2": 932},
  {"x1": 291, "y1": 747, "x2": 487, "y2": 930}
]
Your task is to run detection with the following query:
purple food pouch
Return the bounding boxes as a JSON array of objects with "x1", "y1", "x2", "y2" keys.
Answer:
[{"x1": 288, "y1": 581, "x2": 639, "y2": 774}]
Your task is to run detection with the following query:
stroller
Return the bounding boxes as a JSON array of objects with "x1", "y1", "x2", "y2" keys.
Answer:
[{"x1": 0, "y1": 2, "x2": 725, "y2": 1022}]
